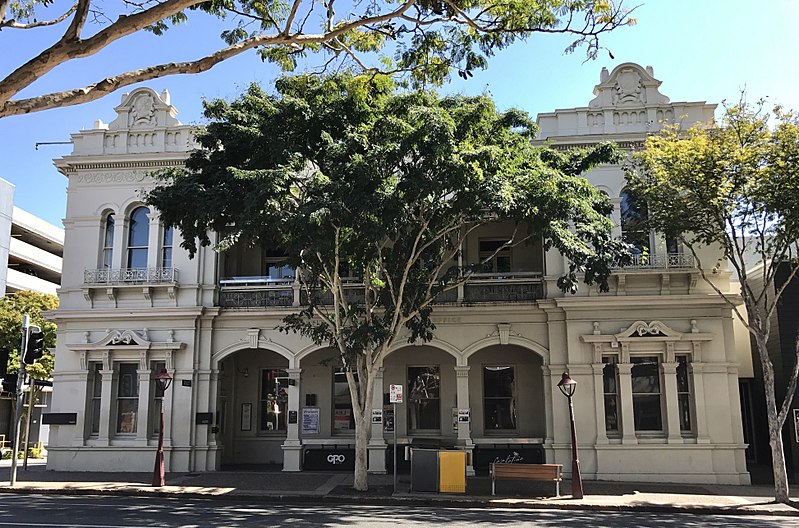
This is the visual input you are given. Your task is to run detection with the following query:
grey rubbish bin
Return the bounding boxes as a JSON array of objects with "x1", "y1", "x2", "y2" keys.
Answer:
[{"x1": 410, "y1": 448, "x2": 439, "y2": 492}]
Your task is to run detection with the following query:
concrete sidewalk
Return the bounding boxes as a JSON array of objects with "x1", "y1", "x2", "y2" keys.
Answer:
[{"x1": 1, "y1": 459, "x2": 798, "y2": 517}]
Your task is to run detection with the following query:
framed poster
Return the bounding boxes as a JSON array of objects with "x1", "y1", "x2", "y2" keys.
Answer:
[
  {"x1": 302, "y1": 407, "x2": 320, "y2": 435},
  {"x1": 241, "y1": 403, "x2": 252, "y2": 431},
  {"x1": 383, "y1": 408, "x2": 394, "y2": 433}
]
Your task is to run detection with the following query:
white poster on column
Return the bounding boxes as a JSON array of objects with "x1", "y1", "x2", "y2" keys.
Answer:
[{"x1": 302, "y1": 407, "x2": 320, "y2": 434}]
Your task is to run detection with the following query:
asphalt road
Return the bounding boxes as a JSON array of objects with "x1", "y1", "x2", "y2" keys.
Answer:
[{"x1": 0, "y1": 493, "x2": 796, "y2": 528}]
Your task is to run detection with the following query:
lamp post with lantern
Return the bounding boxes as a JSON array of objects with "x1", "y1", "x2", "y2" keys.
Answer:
[
  {"x1": 557, "y1": 372, "x2": 583, "y2": 499},
  {"x1": 152, "y1": 368, "x2": 172, "y2": 487}
]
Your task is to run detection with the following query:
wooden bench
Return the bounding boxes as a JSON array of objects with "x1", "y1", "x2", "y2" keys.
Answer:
[{"x1": 490, "y1": 463, "x2": 563, "y2": 497}]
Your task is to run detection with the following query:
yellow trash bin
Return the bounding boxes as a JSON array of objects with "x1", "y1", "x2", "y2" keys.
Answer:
[{"x1": 438, "y1": 450, "x2": 466, "y2": 493}]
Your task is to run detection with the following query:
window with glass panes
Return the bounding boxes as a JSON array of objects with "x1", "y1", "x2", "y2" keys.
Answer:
[
  {"x1": 676, "y1": 355, "x2": 693, "y2": 432},
  {"x1": 102, "y1": 214, "x2": 114, "y2": 268},
  {"x1": 149, "y1": 361, "x2": 166, "y2": 436},
  {"x1": 126, "y1": 207, "x2": 150, "y2": 269},
  {"x1": 408, "y1": 366, "x2": 440, "y2": 431},
  {"x1": 161, "y1": 226, "x2": 173, "y2": 268},
  {"x1": 602, "y1": 356, "x2": 620, "y2": 433},
  {"x1": 483, "y1": 366, "x2": 516, "y2": 430},
  {"x1": 631, "y1": 356, "x2": 662, "y2": 431},
  {"x1": 260, "y1": 369, "x2": 288, "y2": 432},
  {"x1": 115, "y1": 363, "x2": 139, "y2": 434},
  {"x1": 333, "y1": 368, "x2": 357, "y2": 433},
  {"x1": 88, "y1": 363, "x2": 102, "y2": 435}
]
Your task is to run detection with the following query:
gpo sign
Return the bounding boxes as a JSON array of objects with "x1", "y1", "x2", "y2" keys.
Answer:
[{"x1": 327, "y1": 454, "x2": 347, "y2": 465}]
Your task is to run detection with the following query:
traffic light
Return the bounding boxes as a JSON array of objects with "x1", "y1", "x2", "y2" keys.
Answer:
[
  {"x1": 0, "y1": 346, "x2": 8, "y2": 377},
  {"x1": 1, "y1": 373, "x2": 17, "y2": 394},
  {"x1": 23, "y1": 326, "x2": 45, "y2": 365},
  {"x1": 0, "y1": 346, "x2": 10, "y2": 394}
]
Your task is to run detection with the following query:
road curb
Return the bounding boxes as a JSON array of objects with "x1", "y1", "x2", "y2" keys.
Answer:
[{"x1": 0, "y1": 485, "x2": 796, "y2": 517}]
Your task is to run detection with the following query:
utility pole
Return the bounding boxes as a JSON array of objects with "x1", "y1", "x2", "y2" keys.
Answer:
[{"x1": 10, "y1": 315, "x2": 30, "y2": 486}]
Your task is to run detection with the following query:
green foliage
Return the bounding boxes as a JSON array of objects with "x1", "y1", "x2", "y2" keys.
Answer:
[
  {"x1": 149, "y1": 73, "x2": 628, "y2": 366},
  {"x1": 0, "y1": 290, "x2": 58, "y2": 380},
  {"x1": 627, "y1": 100, "x2": 799, "y2": 290}
]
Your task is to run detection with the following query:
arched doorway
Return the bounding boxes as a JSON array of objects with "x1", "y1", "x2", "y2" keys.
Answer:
[{"x1": 217, "y1": 348, "x2": 290, "y2": 467}]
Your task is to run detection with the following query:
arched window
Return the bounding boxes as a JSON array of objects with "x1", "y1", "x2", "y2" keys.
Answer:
[
  {"x1": 161, "y1": 225, "x2": 173, "y2": 268},
  {"x1": 102, "y1": 214, "x2": 115, "y2": 268},
  {"x1": 127, "y1": 207, "x2": 150, "y2": 269},
  {"x1": 619, "y1": 189, "x2": 650, "y2": 254}
]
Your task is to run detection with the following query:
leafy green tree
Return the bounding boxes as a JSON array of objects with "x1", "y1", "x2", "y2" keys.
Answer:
[
  {"x1": 0, "y1": 0, "x2": 635, "y2": 117},
  {"x1": 626, "y1": 100, "x2": 799, "y2": 503},
  {"x1": 0, "y1": 290, "x2": 58, "y2": 455},
  {"x1": 0, "y1": 290, "x2": 58, "y2": 380},
  {"x1": 148, "y1": 73, "x2": 629, "y2": 490}
]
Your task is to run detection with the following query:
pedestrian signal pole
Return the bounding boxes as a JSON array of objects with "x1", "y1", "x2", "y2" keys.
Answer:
[{"x1": 10, "y1": 315, "x2": 30, "y2": 486}]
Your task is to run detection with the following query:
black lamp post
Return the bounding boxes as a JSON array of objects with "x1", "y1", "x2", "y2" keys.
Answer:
[
  {"x1": 557, "y1": 372, "x2": 583, "y2": 499},
  {"x1": 152, "y1": 368, "x2": 172, "y2": 487}
]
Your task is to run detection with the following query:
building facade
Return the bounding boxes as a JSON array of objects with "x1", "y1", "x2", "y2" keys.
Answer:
[
  {"x1": 46, "y1": 63, "x2": 750, "y2": 484},
  {"x1": 0, "y1": 177, "x2": 64, "y2": 448}
]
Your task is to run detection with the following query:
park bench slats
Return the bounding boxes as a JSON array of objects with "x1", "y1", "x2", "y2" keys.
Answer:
[{"x1": 490, "y1": 463, "x2": 563, "y2": 497}]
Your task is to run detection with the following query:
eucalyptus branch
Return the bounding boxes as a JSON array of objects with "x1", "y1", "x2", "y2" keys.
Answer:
[
  {"x1": 1, "y1": 2, "x2": 78, "y2": 29},
  {"x1": 64, "y1": 0, "x2": 91, "y2": 40},
  {"x1": 283, "y1": 0, "x2": 304, "y2": 35}
]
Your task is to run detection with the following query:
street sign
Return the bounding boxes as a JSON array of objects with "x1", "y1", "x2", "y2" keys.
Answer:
[{"x1": 389, "y1": 384, "x2": 403, "y2": 403}]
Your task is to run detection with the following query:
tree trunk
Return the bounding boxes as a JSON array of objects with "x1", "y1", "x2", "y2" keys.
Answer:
[
  {"x1": 353, "y1": 404, "x2": 371, "y2": 491},
  {"x1": 760, "y1": 340, "x2": 791, "y2": 503}
]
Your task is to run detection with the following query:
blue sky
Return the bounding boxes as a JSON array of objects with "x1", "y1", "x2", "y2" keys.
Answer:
[{"x1": 1, "y1": 0, "x2": 798, "y2": 227}]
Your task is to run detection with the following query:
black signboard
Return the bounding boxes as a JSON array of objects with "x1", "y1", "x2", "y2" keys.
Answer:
[
  {"x1": 42, "y1": 413, "x2": 77, "y2": 425},
  {"x1": 303, "y1": 448, "x2": 356, "y2": 470},
  {"x1": 288, "y1": 410, "x2": 298, "y2": 424},
  {"x1": 195, "y1": 412, "x2": 213, "y2": 425},
  {"x1": 473, "y1": 445, "x2": 544, "y2": 473}
]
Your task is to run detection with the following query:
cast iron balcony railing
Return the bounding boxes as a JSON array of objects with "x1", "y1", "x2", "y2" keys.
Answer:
[
  {"x1": 84, "y1": 267, "x2": 179, "y2": 285},
  {"x1": 463, "y1": 271, "x2": 544, "y2": 303},
  {"x1": 218, "y1": 277, "x2": 295, "y2": 308},
  {"x1": 217, "y1": 271, "x2": 544, "y2": 308},
  {"x1": 614, "y1": 253, "x2": 695, "y2": 270}
]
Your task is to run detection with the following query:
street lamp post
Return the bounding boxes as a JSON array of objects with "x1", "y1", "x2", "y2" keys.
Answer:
[
  {"x1": 152, "y1": 368, "x2": 172, "y2": 487},
  {"x1": 557, "y1": 372, "x2": 583, "y2": 499}
]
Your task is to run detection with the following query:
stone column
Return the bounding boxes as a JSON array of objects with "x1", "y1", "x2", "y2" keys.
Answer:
[
  {"x1": 690, "y1": 362, "x2": 710, "y2": 443},
  {"x1": 368, "y1": 368, "x2": 387, "y2": 474},
  {"x1": 113, "y1": 217, "x2": 127, "y2": 269},
  {"x1": 454, "y1": 365, "x2": 475, "y2": 476},
  {"x1": 98, "y1": 369, "x2": 114, "y2": 446},
  {"x1": 135, "y1": 368, "x2": 152, "y2": 445},
  {"x1": 282, "y1": 368, "x2": 303, "y2": 471},
  {"x1": 662, "y1": 362, "x2": 682, "y2": 442},
  {"x1": 146, "y1": 212, "x2": 161, "y2": 269},
  {"x1": 616, "y1": 363, "x2": 637, "y2": 444},
  {"x1": 591, "y1": 363, "x2": 608, "y2": 444}
]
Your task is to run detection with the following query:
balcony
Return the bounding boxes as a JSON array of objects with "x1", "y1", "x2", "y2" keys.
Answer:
[
  {"x1": 82, "y1": 268, "x2": 179, "y2": 305},
  {"x1": 217, "y1": 272, "x2": 544, "y2": 308},
  {"x1": 611, "y1": 253, "x2": 699, "y2": 295},
  {"x1": 463, "y1": 272, "x2": 545, "y2": 303},
  {"x1": 84, "y1": 268, "x2": 179, "y2": 285},
  {"x1": 614, "y1": 253, "x2": 695, "y2": 270}
]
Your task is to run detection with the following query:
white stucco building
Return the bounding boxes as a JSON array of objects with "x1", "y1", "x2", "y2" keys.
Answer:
[{"x1": 45, "y1": 63, "x2": 750, "y2": 484}]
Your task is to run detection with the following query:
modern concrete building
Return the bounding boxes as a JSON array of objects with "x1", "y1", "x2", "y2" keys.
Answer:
[
  {"x1": 0, "y1": 179, "x2": 64, "y2": 296},
  {"x1": 0, "y1": 177, "x2": 64, "y2": 448},
  {"x1": 45, "y1": 64, "x2": 750, "y2": 484}
]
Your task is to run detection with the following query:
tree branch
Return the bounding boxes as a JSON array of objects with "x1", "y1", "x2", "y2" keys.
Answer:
[
  {"x1": 1, "y1": 0, "x2": 419, "y2": 116},
  {"x1": 0, "y1": 2, "x2": 78, "y2": 29}
]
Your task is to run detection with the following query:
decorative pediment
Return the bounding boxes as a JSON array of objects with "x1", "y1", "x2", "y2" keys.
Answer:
[
  {"x1": 107, "y1": 87, "x2": 180, "y2": 131},
  {"x1": 102, "y1": 329, "x2": 149, "y2": 347},
  {"x1": 615, "y1": 320, "x2": 680, "y2": 340},
  {"x1": 588, "y1": 63, "x2": 670, "y2": 109},
  {"x1": 66, "y1": 328, "x2": 185, "y2": 353}
]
